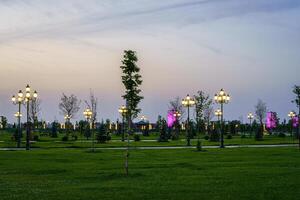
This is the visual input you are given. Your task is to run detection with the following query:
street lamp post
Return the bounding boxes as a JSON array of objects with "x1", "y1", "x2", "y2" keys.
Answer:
[
  {"x1": 12, "y1": 91, "x2": 23, "y2": 148},
  {"x1": 64, "y1": 114, "x2": 71, "y2": 134},
  {"x1": 119, "y1": 105, "x2": 130, "y2": 176},
  {"x1": 173, "y1": 111, "x2": 181, "y2": 139},
  {"x1": 11, "y1": 85, "x2": 37, "y2": 150},
  {"x1": 214, "y1": 89, "x2": 230, "y2": 148},
  {"x1": 288, "y1": 111, "x2": 296, "y2": 140},
  {"x1": 118, "y1": 105, "x2": 128, "y2": 142},
  {"x1": 247, "y1": 112, "x2": 254, "y2": 137},
  {"x1": 182, "y1": 94, "x2": 195, "y2": 146},
  {"x1": 83, "y1": 108, "x2": 93, "y2": 151},
  {"x1": 214, "y1": 109, "x2": 222, "y2": 121},
  {"x1": 24, "y1": 84, "x2": 38, "y2": 150}
]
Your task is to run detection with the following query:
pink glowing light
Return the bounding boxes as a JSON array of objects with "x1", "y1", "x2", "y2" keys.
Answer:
[
  {"x1": 167, "y1": 110, "x2": 176, "y2": 128},
  {"x1": 292, "y1": 116, "x2": 299, "y2": 128},
  {"x1": 266, "y1": 112, "x2": 277, "y2": 130}
]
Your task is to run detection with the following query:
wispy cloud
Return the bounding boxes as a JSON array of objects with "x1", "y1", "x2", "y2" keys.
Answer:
[{"x1": 0, "y1": 0, "x2": 299, "y2": 43}]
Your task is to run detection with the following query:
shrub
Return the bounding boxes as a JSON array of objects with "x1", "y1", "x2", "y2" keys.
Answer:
[
  {"x1": 72, "y1": 135, "x2": 78, "y2": 141},
  {"x1": 226, "y1": 134, "x2": 232, "y2": 139},
  {"x1": 97, "y1": 134, "x2": 107, "y2": 143},
  {"x1": 106, "y1": 134, "x2": 111, "y2": 141},
  {"x1": 204, "y1": 135, "x2": 209, "y2": 140},
  {"x1": 196, "y1": 139, "x2": 202, "y2": 151},
  {"x1": 255, "y1": 126, "x2": 264, "y2": 141},
  {"x1": 97, "y1": 124, "x2": 108, "y2": 143},
  {"x1": 158, "y1": 120, "x2": 168, "y2": 142},
  {"x1": 62, "y1": 135, "x2": 68, "y2": 141},
  {"x1": 209, "y1": 129, "x2": 220, "y2": 142},
  {"x1": 33, "y1": 135, "x2": 39, "y2": 141},
  {"x1": 133, "y1": 134, "x2": 140, "y2": 142},
  {"x1": 241, "y1": 134, "x2": 246, "y2": 139},
  {"x1": 278, "y1": 132, "x2": 286, "y2": 138}
]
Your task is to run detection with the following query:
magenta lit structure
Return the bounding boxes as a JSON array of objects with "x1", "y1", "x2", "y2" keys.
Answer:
[
  {"x1": 167, "y1": 110, "x2": 176, "y2": 128},
  {"x1": 266, "y1": 112, "x2": 277, "y2": 130},
  {"x1": 292, "y1": 116, "x2": 299, "y2": 128}
]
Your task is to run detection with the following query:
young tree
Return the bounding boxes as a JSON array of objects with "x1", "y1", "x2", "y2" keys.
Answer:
[
  {"x1": 120, "y1": 50, "x2": 143, "y2": 176},
  {"x1": 121, "y1": 50, "x2": 143, "y2": 124},
  {"x1": 203, "y1": 106, "x2": 214, "y2": 135},
  {"x1": 168, "y1": 97, "x2": 185, "y2": 139},
  {"x1": 59, "y1": 93, "x2": 81, "y2": 135},
  {"x1": 255, "y1": 99, "x2": 267, "y2": 140},
  {"x1": 194, "y1": 91, "x2": 212, "y2": 134},
  {"x1": 168, "y1": 97, "x2": 185, "y2": 118},
  {"x1": 292, "y1": 85, "x2": 300, "y2": 147},
  {"x1": 29, "y1": 99, "x2": 41, "y2": 129},
  {"x1": 85, "y1": 90, "x2": 98, "y2": 128}
]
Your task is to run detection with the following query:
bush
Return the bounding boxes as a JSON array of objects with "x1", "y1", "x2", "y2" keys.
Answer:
[
  {"x1": 226, "y1": 134, "x2": 232, "y2": 139},
  {"x1": 33, "y1": 135, "x2": 39, "y2": 141},
  {"x1": 72, "y1": 135, "x2": 78, "y2": 141},
  {"x1": 241, "y1": 134, "x2": 246, "y2": 139},
  {"x1": 62, "y1": 135, "x2": 68, "y2": 141},
  {"x1": 106, "y1": 134, "x2": 111, "y2": 141},
  {"x1": 133, "y1": 134, "x2": 140, "y2": 142},
  {"x1": 203, "y1": 135, "x2": 209, "y2": 140},
  {"x1": 96, "y1": 134, "x2": 107, "y2": 143},
  {"x1": 210, "y1": 129, "x2": 220, "y2": 142},
  {"x1": 196, "y1": 139, "x2": 202, "y2": 151},
  {"x1": 278, "y1": 132, "x2": 286, "y2": 138},
  {"x1": 255, "y1": 126, "x2": 264, "y2": 141}
]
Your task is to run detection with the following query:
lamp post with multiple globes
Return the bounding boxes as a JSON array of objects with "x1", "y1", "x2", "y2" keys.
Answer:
[
  {"x1": 12, "y1": 85, "x2": 37, "y2": 150},
  {"x1": 173, "y1": 111, "x2": 181, "y2": 139},
  {"x1": 118, "y1": 105, "x2": 128, "y2": 142},
  {"x1": 288, "y1": 111, "x2": 296, "y2": 139},
  {"x1": 118, "y1": 105, "x2": 130, "y2": 176},
  {"x1": 214, "y1": 109, "x2": 222, "y2": 121},
  {"x1": 247, "y1": 112, "x2": 254, "y2": 137},
  {"x1": 182, "y1": 94, "x2": 195, "y2": 146},
  {"x1": 83, "y1": 108, "x2": 93, "y2": 151},
  {"x1": 214, "y1": 89, "x2": 230, "y2": 148},
  {"x1": 12, "y1": 91, "x2": 23, "y2": 148}
]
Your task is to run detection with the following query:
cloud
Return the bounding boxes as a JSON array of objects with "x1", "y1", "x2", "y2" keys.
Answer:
[{"x1": 0, "y1": 0, "x2": 299, "y2": 43}]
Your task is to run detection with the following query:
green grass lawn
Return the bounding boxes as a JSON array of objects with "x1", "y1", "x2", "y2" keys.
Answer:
[{"x1": 0, "y1": 147, "x2": 299, "y2": 200}]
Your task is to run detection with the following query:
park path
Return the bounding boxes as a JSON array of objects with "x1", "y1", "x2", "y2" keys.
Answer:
[{"x1": 0, "y1": 144, "x2": 297, "y2": 151}]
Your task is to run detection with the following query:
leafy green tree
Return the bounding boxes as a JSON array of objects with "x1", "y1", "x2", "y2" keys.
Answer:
[
  {"x1": 120, "y1": 50, "x2": 143, "y2": 131},
  {"x1": 292, "y1": 85, "x2": 300, "y2": 142},
  {"x1": 120, "y1": 50, "x2": 143, "y2": 176},
  {"x1": 194, "y1": 91, "x2": 212, "y2": 134},
  {"x1": 0, "y1": 116, "x2": 7, "y2": 129}
]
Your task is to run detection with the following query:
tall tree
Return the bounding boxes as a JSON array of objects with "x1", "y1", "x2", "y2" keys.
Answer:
[
  {"x1": 120, "y1": 50, "x2": 143, "y2": 176},
  {"x1": 255, "y1": 99, "x2": 267, "y2": 140},
  {"x1": 120, "y1": 50, "x2": 143, "y2": 129},
  {"x1": 292, "y1": 85, "x2": 300, "y2": 148},
  {"x1": 85, "y1": 90, "x2": 98, "y2": 128},
  {"x1": 194, "y1": 91, "x2": 212, "y2": 134}
]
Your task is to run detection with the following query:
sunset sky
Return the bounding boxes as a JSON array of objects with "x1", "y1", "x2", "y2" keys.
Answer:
[{"x1": 0, "y1": 0, "x2": 299, "y2": 123}]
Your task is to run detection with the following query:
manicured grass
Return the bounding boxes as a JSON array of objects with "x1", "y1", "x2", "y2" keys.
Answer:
[{"x1": 0, "y1": 148, "x2": 299, "y2": 200}]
